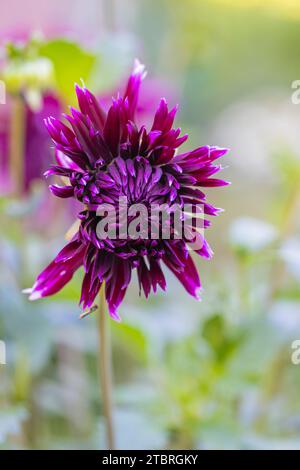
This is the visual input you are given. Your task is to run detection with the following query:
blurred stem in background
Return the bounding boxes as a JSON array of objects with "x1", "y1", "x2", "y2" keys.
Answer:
[
  {"x1": 280, "y1": 183, "x2": 300, "y2": 240},
  {"x1": 9, "y1": 95, "x2": 25, "y2": 198},
  {"x1": 269, "y1": 152, "x2": 300, "y2": 301},
  {"x1": 237, "y1": 253, "x2": 252, "y2": 315},
  {"x1": 104, "y1": 0, "x2": 117, "y2": 32},
  {"x1": 97, "y1": 284, "x2": 115, "y2": 450}
]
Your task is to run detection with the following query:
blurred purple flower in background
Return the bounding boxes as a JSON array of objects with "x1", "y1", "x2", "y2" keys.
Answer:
[
  {"x1": 25, "y1": 61, "x2": 229, "y2": 320},
  {"x1": 0, "y1": 93, "x2": 61, "y2": 194},
  {"x1": 24, "y1": 94, "x2": 61, "y2": 192},
  {"x1": 0, "y1": 105, "x2": 10, "y2": 194}
]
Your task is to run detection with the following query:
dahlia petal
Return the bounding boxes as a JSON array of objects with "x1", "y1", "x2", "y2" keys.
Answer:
[
  {"x1": 94, "y1": 132, "x2": 112, "y2": 164},
  {"x1": 44, "y1": 117, "x2": 79, "y2": 151},
  {"x1": 105, "y1": 258, "x2": 129, "y2": 320},
  {"x1": 65, "y1": 111, "x2": 98, "y2": 164},
  {"x1": 126, "y1": 158, "x2": 136, "y2": 177},
  {"x1": 181, "y1": 187, "x2": 206, "y2": 200},
  {"x1": 55, "y1": 239, "x2": 82, "y2": 263},
  {"x1": 75, "y1": 84, "x2": 106, "y2": 131},
  {"x1": 44, "y1": 165, "x2": 74, "y2": 178},
  {"x1": 55, "y1": 149, "x2": 82, "y2": 171},
  {"x1": 137, "y1": 258, "x2": 151, "y2": 298},
  {"x1": 193, "y1": 165, "x2": 222, "y2": 179},
  {"x1": 151, "y1": 98, "x2": 168, "y2": 131},
  {"x1": 28, "y1": 246, "x2": 84, "y2": 300},
  {"x1": 209, "y1": 146, "x2": 229, "y2": 161},
  {"x1": 49, "y1": 184, "x2": 74, "y2": 198},
  {"x1": 147, "y1": 130, "x2": 162, "y2": 149},
  {"x1": 123, "y1": 59, "x2": 146, "y2": 119},
  {"x1": 194, "y1": 238, "x2": 214, "y2": 259},
  {"x1": 115, "y1": 156, "x2": 127, "y2": 177},
  {"x1": 127, "y1": 121, "x2": 140, "y2": 155},
  {"x1": 163, "y1": 241, "x2": 187, "y2": 270},
  {"x1": 103, "y1": 102, "x2": 121, "y2": 157},
  {"x1": 196, "y1": 178, "x2": 230, "y2": 187},
  {"x1": 174, "y1": 145, "x2": 210, "y2": 163},
  {"x1": 80, "y1": 269, "x2": 102, "y2": 309},
  {"x1": 151, "y1": 99, "x2": 178, "y2": 133},
  {"x1": 83, "y1": 244, "x2": 96, "y2": 272},
  {"x1": 149, "y1": 258, "x2": 166, "y2": 292},
  {"x1": 91, "y1": 252, "x2": 110, "y2": 284},
  {"x1": 55, "y1": 144, "x2": 88, "y2": 170},
  {"x1": 106, "y1": 302, "x2": 122, "y2": 322},
  {"x1": 163, "y1": 253, "x2": 201, "y2": 300},
  {"x1": 203, "y1": 202, "x2": 223, "y2": 216},
  {"x1": 173, "y1": 133, "x2": 188, "y2": 148}
]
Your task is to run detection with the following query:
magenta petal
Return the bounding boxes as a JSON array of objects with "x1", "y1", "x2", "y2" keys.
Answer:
[
  {"x1": 209, "y1": 146, "x2": 228, "y2": 161},
  {"x1": 105, "y1": 258, "x2": 130, "y2": 320},
  {"x1": 55, "y1": 149, "x2": 82, "y2": 171},
  {"x1": 75, "y1": 84, "x2": 106, "y2": 131},
  {"x1": 28, "y1": 244, "x2": 84, "y2": 300},
  {"x1": 163, "y1": 253, "x2": 201, "y2": 300},
  {"x1": 196, "y1": 178, "x2": 230, "y2": 187},
  {"x1": 103, "y1": 101, "x2": 121, "y2": 157},
  {"x1": 80, "y1": 269, "x2": 102, "y2": 309},
  {"x1": 123, "y1": 60, "x2": 146, "y2": 119},
  {"x1": 149, "y1": 258, "x2": 166, "y2": 292},
  {"x1": 49, "y1": 184, "x2": 74, "y2": 198}
]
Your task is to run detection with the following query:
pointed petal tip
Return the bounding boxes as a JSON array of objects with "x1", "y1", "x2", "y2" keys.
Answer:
[
  {"x1": 211, "y1": 145, "x2": 229, "y2": 152},
  {"x1": 195, "y1": 287, "x2": 203, "y2": 301},
  {"x1": 75, "y1": 79, "x2": 86, "y2": 91},
  {"x1": 28, "y1": 290, "x2": 42, "y2": 301},
  {"x1": 22, "y1": 288, "x2": 32, "y2": 295},
  {"x1": 133, "y1": 58, "x2": 147, "y2": 78},
  {"x1": 215, "y1": 207, "x2": 224, "y2": 214},
  {"x1": 109, "y1": 308, "x2": 122, "y2": 322}
]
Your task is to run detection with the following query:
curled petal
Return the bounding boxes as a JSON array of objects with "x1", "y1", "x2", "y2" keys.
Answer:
[
  {"x1": 55, "y1": 149, "x2": 82, "y2": 171},
  {"x1": 49, "y1": 184, "x2": 74, "y2": 198},
  {"x1": 25, "y1": 242, "x2": 84, "y2": 300}
]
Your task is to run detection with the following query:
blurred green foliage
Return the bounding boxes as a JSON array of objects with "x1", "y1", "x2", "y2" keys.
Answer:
[
  {"x1": 1, "y1": 35, "x2": 97, "y2": 106},
  {"x1": 39, "y1": 39, "x2": 96, "y2": 105}
]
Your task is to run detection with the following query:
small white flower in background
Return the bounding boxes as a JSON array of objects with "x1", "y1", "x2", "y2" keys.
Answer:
[
  {"x1": 279, "y1": 238, "x2": 300, "y2": 282},
  {"x1": 0, "y1": 340, "x2": 6, "y2": 365},
  {"x1": 270, "y1": 300, "x2": 300, "y2": 336},
  {"x1": 229, "y1": 217, "x2": 278, "y2": 253}
]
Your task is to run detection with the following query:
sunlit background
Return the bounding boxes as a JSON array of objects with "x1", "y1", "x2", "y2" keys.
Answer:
[{"x1": 1, "y1": 0, "x2": 300, "y2": 450}]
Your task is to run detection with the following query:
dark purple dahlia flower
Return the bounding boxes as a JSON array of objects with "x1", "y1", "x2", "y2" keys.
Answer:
[{"x1": 24, "y1": 61, "x2": 229, "y2": 320}]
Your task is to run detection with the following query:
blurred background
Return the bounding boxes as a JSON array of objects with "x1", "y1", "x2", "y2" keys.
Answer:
[{"x1": 1, "y1": 0, "x2": 300, "y2": 450}]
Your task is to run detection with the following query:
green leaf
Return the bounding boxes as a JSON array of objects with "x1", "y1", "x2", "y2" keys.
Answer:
[
  {"x1": 112, "y1": 321, "x2": 148, "y2": 365},
  {"x1": 39, "y1": 39, "x2": 96, "y2": 104}
]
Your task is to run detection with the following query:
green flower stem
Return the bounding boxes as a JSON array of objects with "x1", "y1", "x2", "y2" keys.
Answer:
[{"x1": 98, "y1": 285, "x2": 115, "y2": 450}]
